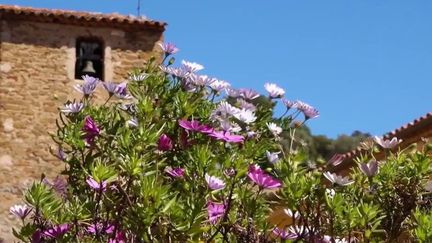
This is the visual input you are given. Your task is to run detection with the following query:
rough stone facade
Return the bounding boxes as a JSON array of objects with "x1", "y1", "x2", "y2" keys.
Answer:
[{"x1": 0, "y1": 8, "x2": 164, "y2": 241}]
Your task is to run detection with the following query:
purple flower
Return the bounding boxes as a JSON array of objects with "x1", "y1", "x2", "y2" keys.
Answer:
[
  {"x1": 180, "y1": 130, "x2": 192, "y2": 148},
  {"x1": 32, "y1": 230, "x2": 43, "y2": 243},
  {"x1": 224, "y1": 168, "x2": 236, "y2": 177},
  {"x1": 234, "y1": 109, "x2": 256, "y2": 124},
  {"x1": 205, "y1": 174, "x2": 226, "y2": 190},
  {"x1": 272, "y1": 227, "x2": 297, "y2": 240},
  {"x1": 323, "y1": 172, "x2": 353, "y2": 186},
  {"x1": 87, "y1": 222, "x2": 115, "y2": 235},
  {"x1": 220, "y1": 120, "x2": 241, "y2": 133},
  {"x1": 373, "y1": 136, "x2": 402, "y2": 149},
  {"x1": 60, "y1": 102, "x2": 84, "y2": 114},
  {"x1": 320, "y1": 236, "x2": 354, "y2": 243},
  {"x1": 267, "y1": 122, "x2": 282, "y2": 136},
  {"x1": 160, "y1": 66, "x2": 190, "y2": 79},
  {"x1": 207, "y1": 201, "x2": 225, "y2": 224},
  {"x1": 119, "y1": 103, "x2": 137, "y2": 113},
  {"x1": 43, "y1": 176, "x2": 67, "y2": 196},
  {"x1": 238, "y1": 88, "x2": 260, "y2": 100},
  {"x1": 181, "y1": 60, "x2": 204, "y2": 72},
  {"x1": 226, "y1": 88, "x2": 241, "y2": 98},
  {"x1": 82, "y1": 116, "x2": 100, "y2": 144},
  {"x1": 210, "y1": 80, "x2": 231, "y2": 92},
  {"x1": 283, "y1": 208, "x2": 300, "y2": 219},
  {"x1": 74, "y1": 75, "x2": 99, "y2": 95},
  {"x1": 127, "y1": 117, "x2": 138, "y2": 128},
  {"x1": 114, "y1": 82, "x2": 132, "y2": 99},
  {"x1": 83, "y1": 117, "x2": 101, "y2": 135},
  {"x1": 210, "y1": 101, "x2": 240, "y2": 120},
  {"x1": 326, "y1": 188, "x2": 336, "y2": 198},
  {"x1": 286, "y1": 226, "x2": 309, "y2": 239},
  {"x1": 42, "y1": 223, "x2": 69, "y2": 238},
  {"x1": 237, "y1": 99, "x2": 256, "y2": 111},
  {"x1": 208, "y1": 130, "x2": 244, "y2": 143},
  {"x1": 158, "y1": 42, "x2": 179, "y2": 55},
  {"x1": 359, "y1": 160, "x2": 379, "y2": 177},
  {"x1": 129, "y1": 72, "x2": 148, "y2": 82},
  {"x1": 293, "y1": 100, "x2": 307, "y2": 109},
  {"x1": 103, "y1": 82, "x2": 131, "y2": 99},
  {"x1": 247, "y1": 165, "x2": 282, "y2": 189},
  {"x1": 327, "y1": 154, "x2": 345, "y2": 166},
  {"x1": 158, "y1": 134, "x2": 173, "y2": 151},
  {"x1": 178, "y1": 119, "x2": 213, "y2": 133},
  {"x1": 247, "y1": 131, "x2": 257, "y2": 138},
  {"x1": 108, "y1": 231, "x2": 127, "y2": 243},
  {"x1": 180, "y1": 79, "x2": 198, "y2": 92},
  {"x1": 165, "y1": 167, "x2": 185, "y2": 178},
  {"x1": 55, "y1": 147, "x2": 67, "y2": 161},
  {"x1": 264, "y1": 83, "x2": 285, "y2": 98},
  {"x1": 295, "y1": 101, "x2": 319, "y2": 120},
  {"x1": 102, "y1": 82, "x2": 118, "y2": 94},
  {"x1": 302, "y1": 107, "x2": 319, "y2": 120},
  {"x1": 9, "y1": 204, "x2": 31, "y2": 220},
  {"x1": 266, "y1": 151, "x2": 281, "y2": 164},
  {"x1": 282, "y1": 99, "x2": 296, "y2": 109},
  {"x1": 86, "y1": 176, "x2": 107, "y2": 192},
  {"x1": 187, "y1": 73, "x2": 216, "y2": 86}
]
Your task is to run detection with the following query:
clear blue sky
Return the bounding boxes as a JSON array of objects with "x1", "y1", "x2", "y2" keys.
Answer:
[{"x1": 2, "y1": 0, "x2": 431, "y2": 138}]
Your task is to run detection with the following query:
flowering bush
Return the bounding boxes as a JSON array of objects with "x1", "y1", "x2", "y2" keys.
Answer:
[{"x1": 11, "y1": 43, "x2": 432, "y2": 242}]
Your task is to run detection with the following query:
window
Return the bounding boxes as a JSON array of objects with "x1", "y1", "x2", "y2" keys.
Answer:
[{"x1": 75, "y1": 38, "x2": 104, "y2": 80}]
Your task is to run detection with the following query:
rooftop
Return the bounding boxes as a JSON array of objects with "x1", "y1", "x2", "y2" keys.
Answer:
[
  {"x1": 332, "y1": 112, "x2": 432, "y2": 173},
  {"x1": 0, "y1": 4, "x2": 166, "y2": 31}
]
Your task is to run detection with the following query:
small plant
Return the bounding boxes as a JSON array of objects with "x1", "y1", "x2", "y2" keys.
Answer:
[{"x1": 11, "y1": 43, "x2": 432, "y2": 242}]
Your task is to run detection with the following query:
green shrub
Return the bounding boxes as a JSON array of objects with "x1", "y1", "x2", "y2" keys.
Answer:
[{"x1": 10, "y1": 43, "x2": 432, "y2": 242}]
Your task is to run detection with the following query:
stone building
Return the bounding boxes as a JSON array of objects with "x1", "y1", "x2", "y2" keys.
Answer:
[{"x1": 0, "y1": 5, "x2": 165, "y2": 240}]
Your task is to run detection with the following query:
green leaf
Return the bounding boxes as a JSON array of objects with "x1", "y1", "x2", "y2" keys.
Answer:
[{"x1": 162, "y1": 196, "x2": 177, "y2": 213}]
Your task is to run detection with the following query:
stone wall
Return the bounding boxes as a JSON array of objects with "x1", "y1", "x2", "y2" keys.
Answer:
[{"x1": 0, "y1": 19, "x2": 163, "y2": 241}]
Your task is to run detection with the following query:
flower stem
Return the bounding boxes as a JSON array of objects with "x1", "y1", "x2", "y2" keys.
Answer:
[{"x1": 207, "y1": 179, "x2": 237, "y2": 242}]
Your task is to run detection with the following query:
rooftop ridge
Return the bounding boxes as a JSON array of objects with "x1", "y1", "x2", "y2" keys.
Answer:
[
  {"x1": 0, "y1": 4, "x2": 166, "y2": 30},
  {"x1": 331, "y1": 111, "x2": 432, "y2": 173}
]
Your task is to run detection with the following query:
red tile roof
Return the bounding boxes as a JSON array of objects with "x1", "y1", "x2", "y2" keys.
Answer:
[
  {"x1": 382, "y1": 112, "x2": 432, "y2": 139},
  {"x1": 0, "y1": 5, "x2": 166, "y2": 30},
  {"x1": 331, "y1": 112, "x2": 432, "y2": 173}
]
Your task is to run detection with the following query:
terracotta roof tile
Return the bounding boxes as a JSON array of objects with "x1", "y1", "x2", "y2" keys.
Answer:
[
  {"x1": 0, "y1": 5, "x2": 166, "y2": 30},
  {"x1": 331, "y1": 112, "x2": 432, "y2": 173},
  {"x1": 383, "y1": 112, "x2": 432, "y2": 139}
]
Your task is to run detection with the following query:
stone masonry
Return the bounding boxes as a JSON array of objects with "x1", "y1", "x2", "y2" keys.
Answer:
[{"x1": 0, "y1": 5, "x2": 165, "y2": 241}]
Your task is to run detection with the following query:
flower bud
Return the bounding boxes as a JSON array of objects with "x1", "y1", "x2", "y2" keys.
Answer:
[{"x1": 158, "y1": 134, "x2": 173, "y2": 151}]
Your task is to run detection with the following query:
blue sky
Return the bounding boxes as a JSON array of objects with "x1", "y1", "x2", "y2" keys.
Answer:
[{"x1": 2, "y1": 0, "x2": 431, "y2": 138}]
